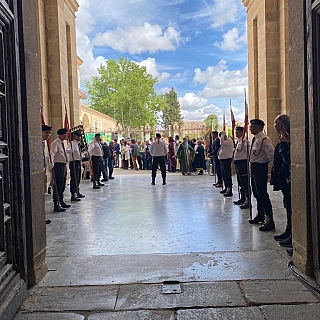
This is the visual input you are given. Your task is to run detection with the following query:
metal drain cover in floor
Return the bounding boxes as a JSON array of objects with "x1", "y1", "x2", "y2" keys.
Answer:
[{"x1": 162, "y1": 280, "x2": 181, "y2": 294}]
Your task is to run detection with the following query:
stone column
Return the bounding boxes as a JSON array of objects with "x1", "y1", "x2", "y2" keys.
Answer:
[
  {"x1": 168, "y1": 125, "x2": 172, "y2": 137},
  {"x1": 140, "y1": 126, "x2": 144, "y2": 142},
  {"x1": 145, "y1": 124, "x2": 150, "y2": 141}
]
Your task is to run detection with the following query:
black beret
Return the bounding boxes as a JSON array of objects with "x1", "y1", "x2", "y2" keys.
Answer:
[
  {"x1": 235, "y1": 126, "x2": 244, "y2": 131},
  {"x1": 73, "y1": 130, "x2": 82, "y2": 137},
  {"x1": 42, "y1": 124, "x2": 52, "y2": 131},
  {"x1": 57, "y1": 128, "x2": 67, "y2": 135},
  {"x1": 250, "y1": 119, "x2": 265, "y2": 126}
]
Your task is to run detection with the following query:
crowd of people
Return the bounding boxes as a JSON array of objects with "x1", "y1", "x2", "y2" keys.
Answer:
[{"x1": 43, "y1": 114, "x2": 292, "y2": 255}]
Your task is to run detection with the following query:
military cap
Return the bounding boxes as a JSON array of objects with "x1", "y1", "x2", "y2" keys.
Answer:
[
  {"x1": 42, "y1": 124, "x2": 52, "y2": 131},
  {"x1": 250, "y1": 119, "x2": 265, "y2": 126},
  {"x1": 94, "y1": 133, "x2": 101, "y2": 137},
  {"x1": 57, "y1": 128, "x2": 67, "y2": 135},
  {"x1": 73, "y1": 130, "x2": 82, "y2": 137},
  {"x1": 235, "y1": 126, "x2": 244, "y2": 131}
]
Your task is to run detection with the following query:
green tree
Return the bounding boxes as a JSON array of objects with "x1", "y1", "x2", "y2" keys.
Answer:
[
  {"x1": 161, "y1": 88, "x2": 184, "y2": 129},
  {"x1": 85, "y1": 58, "x2": 163, "y2": 130},
  {"x1": 204, "y1": 114, "x2": 219, "y2": 130}
]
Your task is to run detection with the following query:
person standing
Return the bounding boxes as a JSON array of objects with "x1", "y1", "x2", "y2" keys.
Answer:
[
  {"x1": 271, "y1": 114, "x2": 292, "y2": 246},
  {"x1": 233, "y1": 126, "x2": 250, "y2": 208},
  {"x1": 88, "y1": 133, "x2": 104, "y2": 189},
  {"x1": 211, "y1": 131, "x2": 223, "y2": 187},
  {"x1": 50, "y1": 128, "x2": 71, "y2": 212},
  {"x1": 69, "y1": 130, "x2": 85, "y2": 201},
  {"x1": 150, "y1": 133, "x2": 167, "y2": 185},
  {"x1": 218, "y1": 132, "x2": 234, "y2": 197},
  {"x1": 108, "y1": 140, "x2": 115, "y2": 179},
  {"x1": 194, "y1": 139, "x2": 206, "y2": 175},
  {"x1": 167, "y1": 137, "x2": 177, "y2": 172},
  {"x1": 248, "y1": 119, "x2": 275, "y2": 231},
  {"x1": 175, "y1": 137, "x2": 195, "y2": 175},
  {"x1": 113, "y1": 139, "x2": 120, "y2": 168}
]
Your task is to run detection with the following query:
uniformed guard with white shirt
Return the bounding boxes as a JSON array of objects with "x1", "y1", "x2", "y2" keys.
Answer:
[
  {"x1": 233, "y1": 126, "x2": 250, "y2": 208},
  {"x1": 69, "y1": 130, "x2": 85, "y2": 201},
  {"x1": 88, "y1": 133, "x2": 104, "y2": 189},
  {"x1": 50, "y1": 128, "x2": 71, "y2": 212},
  {"x1": 248, "y1": 119, "x2": 275, "y2": 231},
  {"x1": 149, "y1": 133, "x2": 168, "y2": 185}
]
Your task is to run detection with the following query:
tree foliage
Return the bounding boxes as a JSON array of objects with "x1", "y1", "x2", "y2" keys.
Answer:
[
  {"x1": 204, "y1": 114, "x2": 219, "y2": 130},
  {"x1": 161, "y1": 88, "x2": 184, "y2": 129},
  {"x1": 85, "y1": 58, "x2": 164, "y2": 130}
]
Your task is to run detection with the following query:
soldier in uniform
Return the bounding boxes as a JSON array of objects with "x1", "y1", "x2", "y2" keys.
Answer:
[
  {"x1": 248, "y1": 119, "x2": 275, "y2": 231},
  {"x1": 88, "y1": 133, "x2": 104, "y2": 189}
]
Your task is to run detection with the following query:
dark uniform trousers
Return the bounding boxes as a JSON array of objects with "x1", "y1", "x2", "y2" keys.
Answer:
[
  {"x1": 152, "y1": 156, "x2": 166, "y2": 180},
  {"x1": 69, "y1": 160, "x2": 81, "y2": 194},
  {"x1": 251, "y1": 162, "x2": 273, "y2": 219},
  {"x1": 234, "y1": 159, "x2": 249, "y2": 199},
  {"x1": 213, "y1": 156, "x2": 222, "y2": 184},
  {"x1": 220, "y1": 158, "x2": 232, "y2": 189},
  {"x1": 53, "y1": 162, "x2": 67, "y2": 205},
  {"x1": 281, "y1": 183, "x2": 292, "y2": 232},
  {"x1": 91, "y1": 155, "x2": 102, "y2": 182}
]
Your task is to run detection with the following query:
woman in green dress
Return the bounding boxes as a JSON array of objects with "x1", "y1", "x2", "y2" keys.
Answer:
[{"x1": 175, "y1": 138, "x2": 195, "y2": 175}]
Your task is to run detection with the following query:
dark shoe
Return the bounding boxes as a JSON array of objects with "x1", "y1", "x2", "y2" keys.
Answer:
[
  {"x1": 233, "y1": 199, "x2": 245, "y2": 205},
  {"x1": 93, "y1": 185, "x2": 100, "y2": 189},
  {"x1": 249, "y1": 215, "x2": 264, "y2": 224},
  {"x1": 71, "y1": 196, "x2": 81, "y2": 202},
  {"x1": 240, "y1": 203, "x2": 250, "y2": 209},
  {"x1": 78, "y1": 193, "x2": 85, "y2": 198},
  {"x1": 220, "y1": 189, "x2": 227, "y2": 194},
  {"x1": 97, "y1": 182, "x2": 104, "y2": 186},
  {"x1": 279, "y1": 236, "x2": 292, "y2": 247},
  {"x1": 274, "y1": 231, "x2": 291, "y2": 241},
  {"x1": 224, "y1": 192, "x2": 233, "y2": 197},
  {"x1": 60, "y1": 202, "x2": 71, "y2": 209},
  {"x1": 198, "y1": 171, "x2": 203, "y2": 175},
  {"x1": 287, "y1": 249, "x2": 293, "y2": 256},
  {"x1": 109, "y1": 177, "x2": 115, "y2": 179},
  {"x1": 151, "y1": 181, "x2": 155, "y2": 185},
  {"x1": 162, "y1": 181, "x2": 166, "y2": 185},
  {"x1": 215, "y1": 184, "x2": 223, "y2": 188},
  {"x1": 259, "y1": 217, "x2": 275, "y2": 231},
  {"x1": 47, "y1": 186, "x2": 52, "y2": 194},
  {"x1": 54, "y1": 206, "x2": 66, "y2": 212},
  {"x1": 101, "y1": 178, "x2": 108, "y2": 182},
  {"x1": 46, "y1": 219, "x2": 51, "y2": 224}
]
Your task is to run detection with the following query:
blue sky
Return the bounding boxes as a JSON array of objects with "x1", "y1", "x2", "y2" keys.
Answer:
[{"x1": 76, "y1": 0, "x2": 248, "y2": 124}]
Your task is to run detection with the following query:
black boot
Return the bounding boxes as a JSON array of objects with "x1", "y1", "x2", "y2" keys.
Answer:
[
  {"x1": 162, "y1": 178, "x2": 166, "y2": 185},
  {"x1": 60, "y1": 200, "x2": 71, "y2": 208},
  {"x1": 274, "y1": 228, "x2": 291, "y2": 241},
  {"x1": 233, "y1": 196, "x2": 245, "y2": 205},
  {"x1": 151, "y1": 179, "x2": 155, "y2": 185},
  {"x1": 71, "y1": 193, "x2": 81, "y2": 201},
  {"x1": 259, "y1": 215, "x2": 275, "y2": 231}
]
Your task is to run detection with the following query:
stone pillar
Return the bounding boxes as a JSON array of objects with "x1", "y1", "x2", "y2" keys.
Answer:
[
  {"x1": 140, "y1": 126, "x2": 144, "y2": 141},
  {"x1": 168, "y1": 125, "x2": 172, "y2": 137},
  {"x1": 145, "y1": 124, "x2": 150, "y2": 141}
]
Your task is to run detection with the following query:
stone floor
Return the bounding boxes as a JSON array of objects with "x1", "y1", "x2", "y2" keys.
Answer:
[{"x1": 14, "y1": 169, "x2": 320, "y2": 319}]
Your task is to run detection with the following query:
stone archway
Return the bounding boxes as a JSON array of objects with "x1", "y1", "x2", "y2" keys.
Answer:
[{"x1": 82, "y1": 113, "x2": 90, "y2": 131}]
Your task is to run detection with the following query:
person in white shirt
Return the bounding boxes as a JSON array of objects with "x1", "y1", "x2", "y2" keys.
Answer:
[
  {"x1": 218, "y1": 131, "x2": 234, "y2": 197},
  {"x1": 69, "y1": 130, "x2": 85, "y2": 201},
  {"x1": 50, "y1": 128, "x2": 71, "y2": 212},
  {"x1": 88, "y1": 133, "x2": 104, "y2": 189},
  {"x1": 233, "y1": 126, "x2": 250, "y2": 208},
  {"x1": 248, "y1": 119, "x2": 275, "y2": 231},
  {"x1": 149, "y1": 133, "x2": 168, "y2": 185}
]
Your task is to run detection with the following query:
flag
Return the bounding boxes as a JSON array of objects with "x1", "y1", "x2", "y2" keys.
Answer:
[
  {"x1": 40, "y1": 105, "x2": 45, "y2": 125},
  {"x1": 230, "y1": 106, "x2": 236, "y2": 133},
  {"x1": 64, "y1": 104, "x2": 70, "y2": 141},
  {"x1": 242, "y1": 97, "x2": 249, "y2": 141},
  {"x1": 223, "y1": 110, "x2": 226, "y2": 131},
  {"x1": 204, "y1": 124, "x2": 212, "y2": 147}
]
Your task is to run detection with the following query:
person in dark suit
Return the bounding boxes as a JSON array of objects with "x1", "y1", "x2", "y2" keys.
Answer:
[{"x1": 211, "y1": 131, "x2": 222, "y2": 187}]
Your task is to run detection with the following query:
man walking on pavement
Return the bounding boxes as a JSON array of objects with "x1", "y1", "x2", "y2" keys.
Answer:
[
  {"x1": 150, "y1": 133, "x2": 167, "y2": 185},
  {"x1": 248, "y1": 119, "x2": 275, "y2": 231}
]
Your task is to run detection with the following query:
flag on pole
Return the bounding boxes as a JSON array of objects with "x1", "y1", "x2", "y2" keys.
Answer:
[
  {"x1": 40, "y1": 105, "x2": 45, "y2": 125},
  {"x1": 223, "y1": 110, "x2": 226, "y2": 131},
  {"x1": 242, "y1": 91, "x2": 249, "y2": 141},
  {"x1": 230, "y1": 103, "x2": 236, "y2": 143}
]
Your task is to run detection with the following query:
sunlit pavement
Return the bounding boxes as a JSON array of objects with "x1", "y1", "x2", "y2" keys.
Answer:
[{"x1": 15, "y1": 169, "x2": 320, "y2": 319}]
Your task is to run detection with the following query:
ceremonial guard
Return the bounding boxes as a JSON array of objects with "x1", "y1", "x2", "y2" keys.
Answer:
[
  {"x1": 69, "y1": 130, "x2": 85, "y2": 201},
  {"x1": 50, "y1": 128, "x2": 71, "y2": 212},
  {"x1": 248, "y1": 119, "x2": 275, "y2": 231},
  {"x1": 211, "y1": 131, "x2": 223, "y2": 187},
  {"x1": 88, "y1": 133, "x2": 104, "y2": 189},
  {"x1": 271, "y1": 114, "x2": 291, "y2": 246},
  {"x1": 218, "y1": 131, "x2": 234, "y2": 197},
  {"x1": 233, "y1": 126, "x2": 250, "y2": 208},
  {"x1": 150, "y1": 133, "x2": 167, "y2": 185}
]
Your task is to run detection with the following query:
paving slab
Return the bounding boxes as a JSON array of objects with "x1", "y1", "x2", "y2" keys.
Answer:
[
  {"x1": 177, "y1": 306, "x2": 265, "y2": 319},
  {"x1": 40, "y1": 250, "x2": 293, "y2": 287},
  {"x1": 260, "y1": 304, "x2": 320, "y2": 320},
  {"x1": 241, "y1": 280, "x2": 319, "y2": 304},
  {"x1": 18, "y1": 286, "x2": 118, "y2": 312},
  {"x1": 115, "y1": 282, "x2": 246, "y2": 310},
  {"x1": 14, "y1": 313, "x2": 84, "y2": 320},
  {"x1": 88, "y1": 310, "x2": 175, "y2": 320}
]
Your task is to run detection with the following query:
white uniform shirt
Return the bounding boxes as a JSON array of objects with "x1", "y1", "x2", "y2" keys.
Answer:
[
  {"x1": 88, "y1": 140, "x2": 103, "y2": 157},
  {"x1": 68, "y1": 140, "x2": 81, "y2": 161},
  {"x1": 51, "y1": 138, "x2": 69, "y2": 164},
  {"x1": 233, "y1": 139, "x2": 250, "y2": 161},
  {"x1": 250, "y1": 131, "x2": 274, "y2": 163},
  {"x1": 218, "y1": 136, "x2": 234, "y2": 160},
  {"x1": 150, "y1": 139, "x2": 168, "y2": 157}
]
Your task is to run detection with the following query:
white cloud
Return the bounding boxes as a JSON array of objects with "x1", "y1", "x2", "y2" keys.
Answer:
[
  {"x1": 181, "y1": 104, "x2": 221, "y2": 121},
  {"x1": 138, "y1": 58, "x2": 170, "y2": 83},
  {"x1": 92, "y1": 23, "x2": 185, "y2": 54},
  {"x1": 193, "y1": 60, "x2": 248, "y2": 99},
  {"x1": 214, "y1": 27, "x2": 247, "y2": 51},
  {"x1": 178, "y1": 93, "x2": 208, "y2": 111}
]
